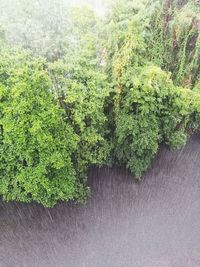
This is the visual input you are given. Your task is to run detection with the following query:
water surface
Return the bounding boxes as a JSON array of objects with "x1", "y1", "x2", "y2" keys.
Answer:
[{"x1": 0, "y1": 136, "x2": 200, "y2": 266}]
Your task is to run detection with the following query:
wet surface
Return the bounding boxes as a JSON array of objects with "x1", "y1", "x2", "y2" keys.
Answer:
[{"x1": 0, "y1": 136, "x2": 200, "y2": 267}]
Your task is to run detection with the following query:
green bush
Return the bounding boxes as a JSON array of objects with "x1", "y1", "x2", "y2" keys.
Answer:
[
  {"x1": 147, "y1": 0, "x2": 200, "y2": 87},
  {"x1": 0, "y1": 53, "x2": 77, "y2": 207},
  {"x1": 48, "y1": 56, "x2": 111, "y2": 177},
  {"x1": 0, "y1": 51, "x2": 110, "y2": 207},
  {"x1": 114, "y1": 66, "x2": 200, "y2": 178},
  {"x1": 104, "y1": 0, "x2": 200, "y2": 178},
  {"x1": 1, "y1": 1, "x2": 200, "y2": 207}
]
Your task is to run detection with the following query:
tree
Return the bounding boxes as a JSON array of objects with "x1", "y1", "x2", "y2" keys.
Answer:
[
  {"x1": 114, "y1": 66, "x2": 200, "y2": 177},
  {"x1": 48, "y1": 55, "x2": 111, "y2": 177},
  {"x1": 104, "y1": 0, "x2": 200, "y2": 177},
  {"x1": 147, "y1": 0, "x2": 200, "y2": 87},
  {"x1": 0, "y1": 50, "x2": 88, "y2": 207},
  {"x1": 1, "y1": 0, "x2": 200, "y2": 207},
  {"x1": 0, "y1": 0, "x2": 70, "y2": 61}
]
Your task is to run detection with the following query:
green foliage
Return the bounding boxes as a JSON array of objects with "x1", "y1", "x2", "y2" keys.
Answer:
[
  {"x1": 147, "y1": 0, "x2": 200, "y2": 87},
  {"x1": 1, "y1": 0, "x2": 200, "y2": 207},
  {"x1": 0, "y1": 51, "x2": 88, "y2": 207},
  {"x1": 114, "y1": 66, "x2": 200, "y2": 178},
  {"x1": 48, "y1": 54, "x2": 111, "y2": 176},
  {"x1": 0, "y1": 0, "x2": 71, "y2": 61},
  {"x1": 0, "y1": 44, "x2": 111, "y2": 207},
  {"x1": 103, "y1": 0, "x2": 200, "y2": 178}
]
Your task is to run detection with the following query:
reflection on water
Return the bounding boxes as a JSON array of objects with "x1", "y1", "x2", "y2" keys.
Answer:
[{"x1": 0, "y1": 136, "x2": 200, "y2": 267}]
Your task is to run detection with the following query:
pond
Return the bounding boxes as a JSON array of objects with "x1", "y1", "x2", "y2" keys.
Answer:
[{"x1": 0, "y1": 136, "x2": 200, "y2": 267}]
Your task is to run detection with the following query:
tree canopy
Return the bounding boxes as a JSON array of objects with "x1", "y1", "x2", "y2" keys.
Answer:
[{"x1": 0, "y1": 0, "x2": 200, "y2": 206}]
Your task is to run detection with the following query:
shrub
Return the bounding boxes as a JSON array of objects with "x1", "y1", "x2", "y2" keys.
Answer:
[
  {"x1": 114, "y1": 66, "x2": 200, "y2": 178},
  {"x1": 0, "y1": 52, "x2": 84, "y2": 207}
]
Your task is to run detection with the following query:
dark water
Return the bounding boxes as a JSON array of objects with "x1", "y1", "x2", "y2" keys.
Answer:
[{"x1": 1, "y1": 136, "x2": 200, "y2": 267}]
